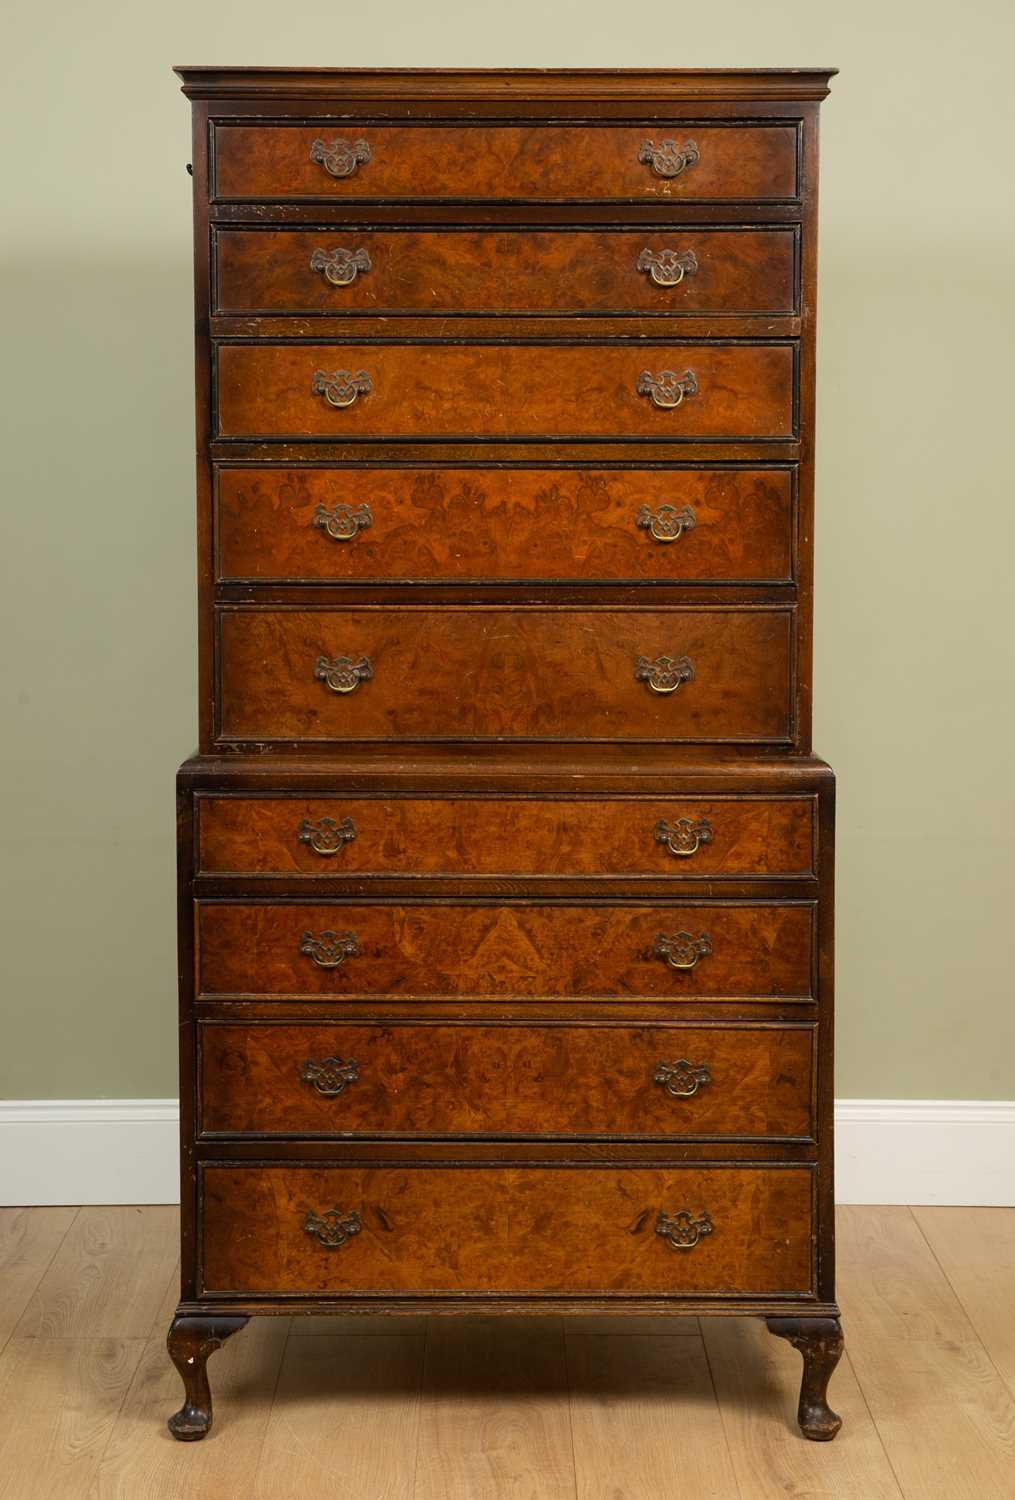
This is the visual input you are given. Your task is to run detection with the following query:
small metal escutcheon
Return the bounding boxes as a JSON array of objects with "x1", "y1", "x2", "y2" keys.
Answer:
[
  {"x1": 309, "y1": 246, "x2": 372, "y2": 286},
  {"x1": 654, "y1": 1060, "x2": 712, "y2": 1098},
  {"x1": 654, "y1": 930, "x2": 713, "y2": 971},
  {"x1": 313, "y1": 502, "x2": 373, "y2": 542},
  {"x1": 655, "y1": 1209, "x2": 713, "y2": 1250},
  {"x1": 635, "y1": 655, "x2": 695, "y2": 694},
  {"x1": 312, "y1": 369, "x2": 373, "y2": 410},
  {"x1": 297, "y1": 815, "x2": 357, "y2": 856},
  {"x1": 299, "y1": 1056, "x2": 360, "y2": 1096},
  {"x1": 654, "y1": 816, "x2": 713, "y2": 858},
  {"x1": 314, "y1": 655, "x2": 373, "y2": 694},
  {"x1": 636, "y1": 248, "x2": 699, "y2": 286},
  {"x1": 309, "y1": 137, "x2": 372, "y2": 179},
  {"x1": 303, "y1": 1208, "x2": 363, "y2": 1248},
  {"x1": 637, "y1": 369, "x2": 699, "y2": 410},
  {"x1": 638, "y1": 138, "x2": 700, "y2": 180},
  {"x1": 299, "y1": 930, "x2": 361, "y2": 969},
  {"x1": 636, "y1": 503, "x2": 697, "y2": 544}
]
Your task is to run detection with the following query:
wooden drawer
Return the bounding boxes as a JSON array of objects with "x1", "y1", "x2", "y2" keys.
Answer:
[
  {"x1": 197, "y1": 1021, "x2": 815, "y2": 1140},
  {"x1": 214, "y1": 228, "x2": 798, "y2": 317},
  {"x1": 215, "y1": 466, "x2": 795, "y2": 586},
  {"x1": 216, "y1": 606, "x2": 794, "y2": 745},
  {"x1": 200, "y1": 1163, "x2": 814, "y2": 1296},
  {"x1": 195, "y1": 900, "x2": 816, "y2": 1002},
  {"x1": 197, "y1": 795, "x2": 816, "y2": 879},
  {"x1": 215, "y1": 342, "x2": 796, "y2": 442},
  {"x1": 212, "y1": 123, "x2": 800, "y2": 203}
]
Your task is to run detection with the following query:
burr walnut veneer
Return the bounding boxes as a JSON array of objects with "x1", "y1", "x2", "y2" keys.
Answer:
[{"x1": 170, "y1": 66, "x2": 841, "y2": 1446}]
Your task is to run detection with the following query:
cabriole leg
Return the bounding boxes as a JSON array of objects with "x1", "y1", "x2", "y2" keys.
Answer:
[
  {"x1": 167, "y1": 1314, "x2": 249, "y2": 1440},
  {"x1": 766, "y1": 1316, "x2": 844, "y2": 1440}
]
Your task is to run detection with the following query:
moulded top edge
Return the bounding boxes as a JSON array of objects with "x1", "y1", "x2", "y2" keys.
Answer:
[{"x1": 173, "y1": 66, "x2": 837, "y2": 103}]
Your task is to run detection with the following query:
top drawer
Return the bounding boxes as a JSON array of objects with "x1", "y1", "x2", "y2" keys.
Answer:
[{"x1": 212, "y1": 123, "x2": 800, "y2": 203}]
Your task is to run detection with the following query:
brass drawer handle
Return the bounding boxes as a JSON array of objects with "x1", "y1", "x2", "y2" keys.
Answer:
[
  {"x1": 309, "y1": 137, "x2": 372, "y2": 179},
  {"x1": 654, "y1": 817, "x2": 713, "y2": 858},
  {"x1": 314, "y1": 655, "x2": 373, "y2": 694},
  {"x1": 298, "y1": 816, "x2": 357, "y2": 856},
  {"x1": 636, "y1": 503, "x2": 696, "y2": 544},
  {"x1": 313, "y1": 502, "x2": 373, "y2": 541},
  {"x1": 636, "y1": 248, "x2": 699, "y2": 286},
  {"x1": 303, "y1": 1208, "x2": 362, "y2": 1248},
  {"x1": 654, "y1": 930, "x2": 712, "y2": 971},
  {"x1": 299, "y1": 1056, "x2": 360, "y2": 1096},
  {"x1": 312, "y1": 368, "x2": 373, "y2": 409},
  {"x1": 635, "y1": 655, "x2": 694, "y2": 694},
  {"x1": 299, "y1": 929, "x2": 361, "y2": 969},
  {"x1": 637, "y1": 369, "x2": 698, "y2": 410},
  {"x1": 638, "y1": 138, "x2": 700, "y2": 180},
  {"x1": 654, "y1": 1060, "x2": 712, "y2": 1098},
  {"x1": 310, "y1": 246, "x2": 372, "y2": 286},
  {"x1": 656, "y1": 1209, "x2": 713, "y2": 1250}
]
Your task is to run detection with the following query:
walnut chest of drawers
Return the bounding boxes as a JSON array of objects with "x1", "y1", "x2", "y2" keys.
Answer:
[{"x1": 169, "y1": 65, "x2": 842, "y2": 1443}]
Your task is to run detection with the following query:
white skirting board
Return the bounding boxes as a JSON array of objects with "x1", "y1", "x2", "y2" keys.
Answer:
[{"x1": 0, "y1": 1099, "x2": 1013, "y2": 1207}]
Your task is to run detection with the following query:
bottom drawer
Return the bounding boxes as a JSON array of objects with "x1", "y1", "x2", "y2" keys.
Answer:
[{"x1": 200, "y1": 1163, "x2": 813, "y2": 1297}]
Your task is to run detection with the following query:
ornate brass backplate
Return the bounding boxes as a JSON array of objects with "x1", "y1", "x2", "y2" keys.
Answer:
[
  {"x1": 302, "y1": 1208, "x2": 363, "y2": 1248},
  {"x1": 655, "y1": 1209, "x2": 713, "y2": 1250},
  {"x1": 654, "y1": 1059, "x2": 712, "y2": 1097}
]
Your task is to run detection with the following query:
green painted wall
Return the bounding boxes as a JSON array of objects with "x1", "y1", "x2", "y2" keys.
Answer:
[{"x1": 2, "y1": 0, "x2": 1013, "y2": 1099}]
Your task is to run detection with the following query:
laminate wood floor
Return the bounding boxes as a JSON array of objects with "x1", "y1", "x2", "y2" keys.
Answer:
[{"x1": 1, "y1": 1205, "x2": 1013, "y2": 1499}]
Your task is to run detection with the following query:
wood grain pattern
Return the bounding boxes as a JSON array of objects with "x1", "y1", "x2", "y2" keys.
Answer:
[
  {"x1": 0, "y1": 1207, "x2": 77, "y2": 1354},
  {"x1": 197, "y1": 1021, "x2": 815, "y2": 1139},
  {"x1": 913, "y1": 1208, "x2": 1015, "y2": 1402},
  {"x1": 212, "y1": 123, "x2": 799, "y2": 201},
  {"x1": 15, "y1": 1205, "x2": 1015, "y2": 1497},
  {"x1": 417, "y1": 1317, "x2": 574, "y2": 1500},
  {"x1": 0, "y1": 1338, "x2": 144, "y2": 1499},
  {"x1": 253, "y1": 1334, "x2": 425, "y2": 1500},
  {"x1": 197, "y1": 793, "x2": 814, "y2": 878},
  {"x1": 14, "y1": 1205, "x2": 179, "y2": 1339},
  {"x1": 215, "y1": 227, "x2": 797, "y2": 316},
  {"x1": 216, "y1": 607, "x2": 794, "y2": 744},
  {"x1": 215, "y1": 342, "x2": 796, "y2": 441},
  {"x1": 200, "y1": 1164, "x2": 815, "y2": 1295},
  {"x1": 837, "y1": 1206, "x2": 1015, "y2": 1497},
  {"x1": 94, "y1": 1318, "x2": 289, "y2": 1499},
  {"x1": 566, "y1": 1330, "x2": 740, "y2": 1499},
  {"x1": 702, "y1": 1316, "x2": 904, "y2": 1496},
  {"x1": 215, "y1": 465, "x2": 795, "y2": 585},
  {"x1": 195, "y1": 900, "x2": 816, "y2": 1002}
]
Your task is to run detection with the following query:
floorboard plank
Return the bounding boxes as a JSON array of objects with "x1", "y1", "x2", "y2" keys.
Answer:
[
  {"x1": 417, "y1": 1317, "x2": 576, "y2": 1500},
  {"x1": 255, "y1": 1332, "x2": 424, "y2": 1500},
  {"x1": 0, "y1": 1207, "x2": 78, "y2": 1353},
  {"x1": 93, "y1": 1317, "x2": 288, "y2": 1500},
  {"x1": 567, "y1": 1329, "x2": 738, "y2": 1500},
  {"x1": 702, "y1": 1315, "x2": 903, "y2": 1497},
  {"x1": 913, "y1": 1208, "x2": 1015, "y2": 1402},
  {"x1": 16, "y1": 1206, "x2": 179, "y2": 1340},
  {"x1": 838, "y1": 1205, "x2": 1015, "y2": 1500},
  {"x1": 0, "y1": 1336, "x2": 142, "y2": 1500}
]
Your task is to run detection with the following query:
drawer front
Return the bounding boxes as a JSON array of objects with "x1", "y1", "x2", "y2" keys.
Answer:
[
  {"x1": 215, "y1": 343, "x2": 796, "y2": 442},
  {"x1": 195, "y1": 901, "x2": 815, "y2": 1002},
  {"x1": 212, "y1": 124, "x2": 800, "y2": 203},
  {"x1": 216, "y1": 607, "x2": 794, "y2": 744},
  {"x1": 216, "y1": 466, "x2": 795, "y2": 586},
  {"x1": 198, "y1": 1021, "x2": 815, "y2": 1139},
  {"x1": 214, "y1": 228, "x2": 797, "y2": 317},
  {"x1": 197, "y1": 796, "x2": 815, "y2": 879},
  {"x1": 201, "y1": 1163, "x2": 814, "y2": 1296}
]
